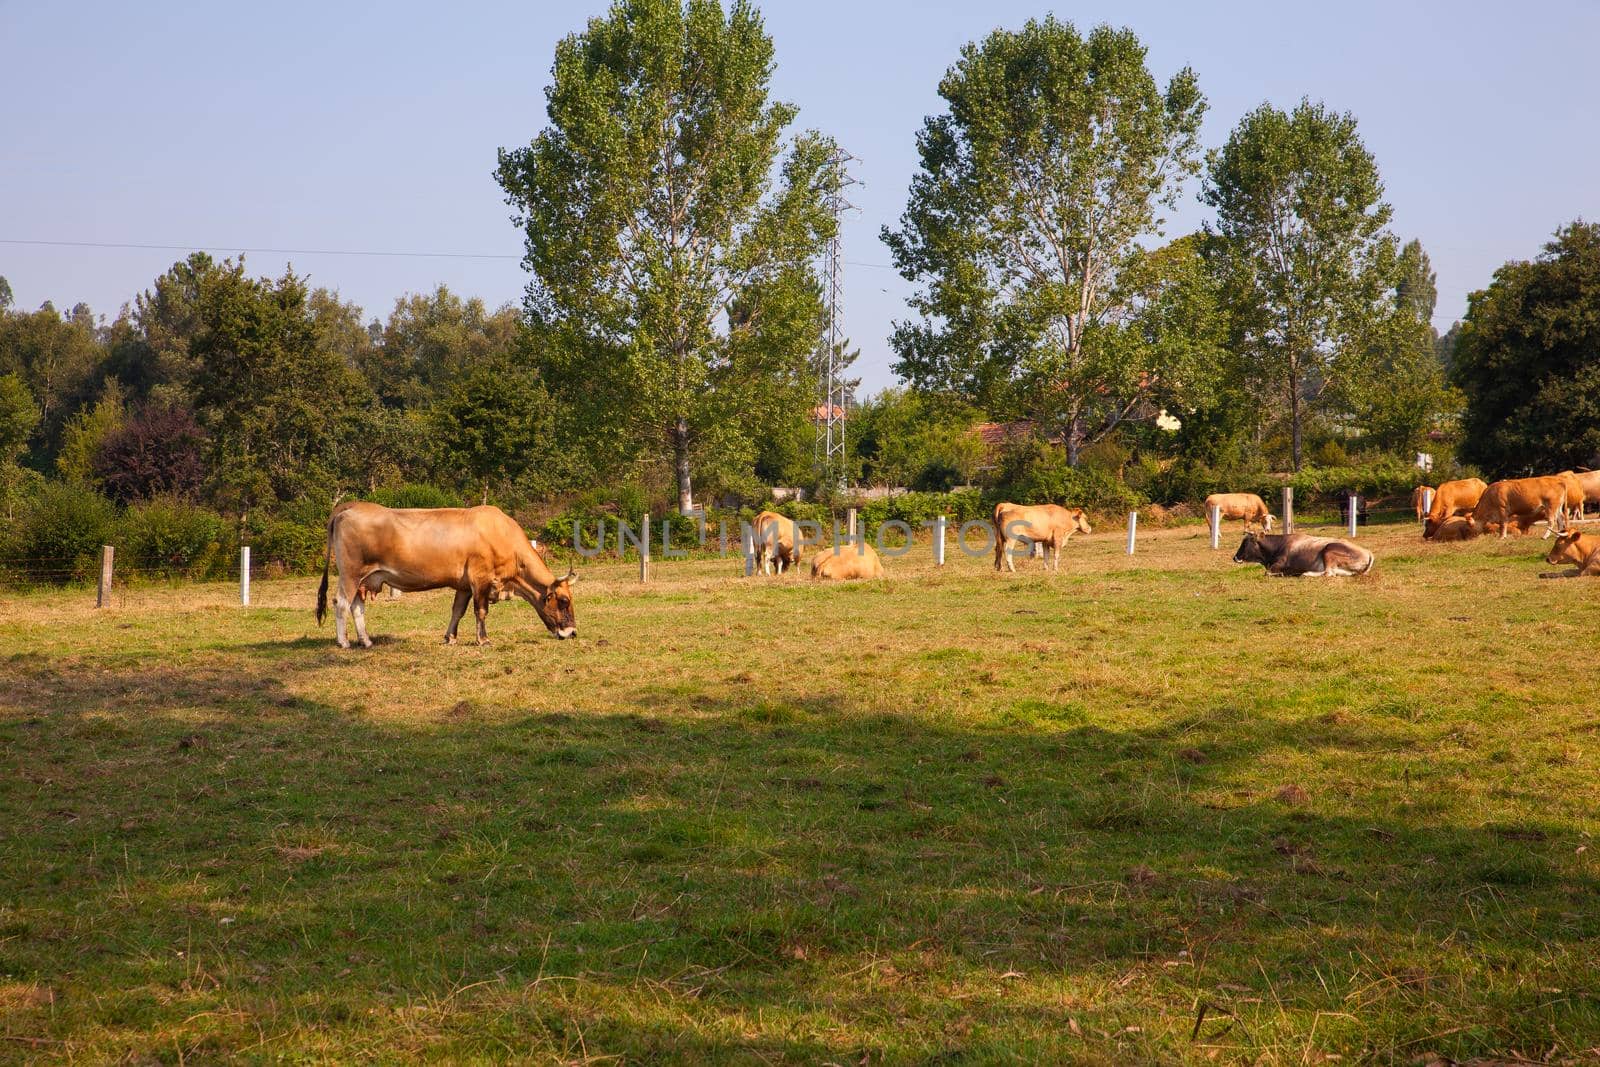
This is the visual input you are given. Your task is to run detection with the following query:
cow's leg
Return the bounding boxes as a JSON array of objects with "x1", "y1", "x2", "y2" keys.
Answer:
[
  {"x1": 351, "y1": 590, "x2": 372, "y2": 648},
  {"x1": 335, "y1": 570, "x2": 362, "y2": 650},
  {"x1": 473, "y1": 587, "x2": 491, "y2": 646},
  {"x1": 1051, "y1": 537, "x2": 1061, "y2": 573},
  {"x1": 334, "y1": 590, "x2": 349, "y2": 649},
  {"x1": 444, "y1": 587, "x2": 470, "y2": 644},
  {"x1": 1004, "y1": 537, "x2": 1017, "y2": 573}
]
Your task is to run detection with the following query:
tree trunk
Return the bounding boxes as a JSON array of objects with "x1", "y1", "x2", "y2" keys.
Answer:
[
  {"x1": 1065, "y1": 415, "x2": 1084, "y2": 467},
  {"x1": 1288, "y1": 364, "x2": 1303, "y2": 472},
  {"x1": 673, "y1": 418, "x2": 694, "y2": 515}
]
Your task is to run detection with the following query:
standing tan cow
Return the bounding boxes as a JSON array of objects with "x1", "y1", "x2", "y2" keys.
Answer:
[
  {"x1": 1203, "y1": 493, "x2": 1275, "y2": 534},
  {"x1": 751, "y1": 510, "x2": 803, "y2": 575},
  {"x1": 316, "y1": 502, "x2": 577, "y2": 648},
  {"x1": 1469, "y1": 477, "x2": 1570, "y2": 539},
  {"x1": 811, "y1": 540, "x2": 886, "y2": 580},
  {"x1": 1411, "y1": 485, "x2": 1435, "y2": 521},
  {"x1": 1557, "y1": 470, "x2": 1600, "y2": 520},
  {"x1": 1423, "y1": 478, "x2": 1489, "y2": 538},
  {"x1": 992, "y1": 502, "x2": 1092, "y2": 572}
]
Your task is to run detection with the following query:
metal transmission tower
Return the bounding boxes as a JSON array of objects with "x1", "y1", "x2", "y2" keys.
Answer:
[{"x1": 815, "y1": 150, "x2": 858, "y2": 490}]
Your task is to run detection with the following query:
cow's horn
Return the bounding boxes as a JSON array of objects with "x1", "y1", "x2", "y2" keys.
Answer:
[{"x1": 564, "y1": 570, "x2": 579, "y2": 584}]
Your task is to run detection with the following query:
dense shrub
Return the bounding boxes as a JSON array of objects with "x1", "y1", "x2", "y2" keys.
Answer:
[
  {"x1": 119, "y1": 498, "x2": 227, "y2": 578},
  {"x1": 12, "y1": 483, "x2": 117, "y2": 580},
  {"x1": 857, "y1": 489, "x2": 987, "y2": 529},
  {"x1": 248, "y1": 518, "x2": 325, "y2": 574}
]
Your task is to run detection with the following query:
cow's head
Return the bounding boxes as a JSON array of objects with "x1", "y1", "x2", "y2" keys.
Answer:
[
  {"x1": 1422, "y1": 515, "x2": 1440, "y2": 540},
  {"x1": 1233, "y1": 532, "x2": 1266, "y2": 564},
  {"x1": 1073, "y1": 510, "x2": 1093, "y2": 535},
  {"x1": 528, "y1": 570, "x2": 578, "y2": 639},
  {"x1": 1262, "y1": 513, "x2": 1276, "y2": 533},
  {"x1": 1546, "y1": 531, "x2": 1587, "y2": 566}
]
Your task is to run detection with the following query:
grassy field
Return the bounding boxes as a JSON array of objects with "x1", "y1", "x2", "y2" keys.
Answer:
[{"x1": 2, "y1": 517, "x2": 1598, "y2": 1063}]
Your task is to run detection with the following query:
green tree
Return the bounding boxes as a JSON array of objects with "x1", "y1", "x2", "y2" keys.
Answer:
[
  {"x1": 365, "y1": 286, "x2": 520, "y2": 407},
  {"x1": 56, "y1": 379, "x2": 127, "y2": 484},
  {"x1": 1452, "y1": 221, "x2": 1600, "y2": 474},
  {"x1": 0, "y1": 300, "x2": 106, "y2": 456},
  {"x1": 107, "y1": 253, "x2": 229, "y2": 404},
  {"x1": 1338, "y1": 239, "x2": 1460, "y2": 456},
  {"x1": 429, "y1": 358, "x2": 553, "y2": 504},
  {"x1": 187, "y1": 261, "x2": 367, "y2": 509},
  {"x1": 883, "y1": 18, "x2": 1206, "y2": 464},
  {"x1": 0, "y1": 373, "x2": 39, "y2": 517},
  {"x1": 1202, "y1": 99, "x2": 1396, "y2": 470},
  {"x1": 496, "y1": 0, "x2": 840, "y2": 514}
]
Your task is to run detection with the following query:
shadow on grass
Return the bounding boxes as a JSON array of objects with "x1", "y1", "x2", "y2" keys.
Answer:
[{"x1": 2, "y1": 652, "x2": 1597, "y2": 1061}]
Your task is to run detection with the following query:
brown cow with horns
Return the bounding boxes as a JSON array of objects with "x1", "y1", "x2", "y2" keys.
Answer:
[{"x1": 316, "y1": 502, "x2": 577, "y2": 648}]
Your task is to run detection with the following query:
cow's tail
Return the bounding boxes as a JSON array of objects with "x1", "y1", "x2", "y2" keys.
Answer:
[
  {"x1": 315, "y1": 508, "x2": 340, "y2": 625},
  {"x1": 1358, "y1": 551, "x2": 1376, "y2": 576}
]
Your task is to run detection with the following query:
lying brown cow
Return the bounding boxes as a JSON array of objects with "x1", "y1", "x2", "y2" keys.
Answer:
[
  {"x1": 1541, "y1": 530, "x2": 1600, "y2": 577},
  {"x1": 811, "y1": 540, "x2": 886, "y2": 580},
  {"x1": 751, "y1": 510, "x2": 803, "y2": 575},
  {"x1": 316, "y1": 502, "x2": 577, "y2": 648},
  {"x1": 1412, "y1": 485, "x2": 1434, "y2": 521},
  {"x1": 1204, "y1": 492, "x2": 1274, "y2": 534},
  {"x1": 1469, "y1": 476, "x2": 1569, "y2": 540},
  {"x1": 1423, "y1": 478, "x2": 1488, "y2": 538},
  {"x1": 992, "y1": 502, "x2": 1092, "y2": 572},
  {"x1": 1233, "y1": 532, "x2": 1375, "y2": 577},
  {"x1": 1424, "y1": 515, "x2": 1479, "y2": 542}
]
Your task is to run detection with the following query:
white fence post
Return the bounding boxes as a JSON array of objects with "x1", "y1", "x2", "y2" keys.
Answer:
[
  {"x1": 640, "y1": 513, "x2": 650, "y2": 583},
  {"x1": 1209, "y1": 505, "x2": 1221, "y2": 550},
  {"x1": 846, "y1": 507, "x2": 857, "y2": 544},
  {"x1": 1125, "y1": 511, "x2": 1138, "y2": 555},
  {"x1": 97, "y1": 545, "x2": 114, "y2": 608},
  {"x1": 933, "y1": 514, "x2": 946, "y2": 566},
  {"x1": 1347, "y1": 494, "x2": 1359, "y2": 538},
  {"x1": 741, "y1": 524, "x2": 755, "y2": 577},
  {"x1": 1421, "y1": 487, "x2": 1434, "y2": 522},
  {"x1": 1282, "y1": 486, "x2": 1294, "y2": 535},
  {"x1": 240, "y1": 546, "x2": 250, "y2": 606}
]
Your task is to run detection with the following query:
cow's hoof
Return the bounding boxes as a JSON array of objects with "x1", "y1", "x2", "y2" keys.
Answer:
[
  {"x1": 337, "y1": 641, "x2": 350, "y2": 650},
  {"x1": 443, "y1": 635, "x2": 457, "y2": 645},
  {"x1": 360, "y1": 639, "x2": 373, "y2": 649}
]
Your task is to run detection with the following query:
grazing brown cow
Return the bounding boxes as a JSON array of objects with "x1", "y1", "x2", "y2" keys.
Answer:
[
  {"x1": 1541, "y1": 531, "x2": 1600, "y2": 577},
  {"x1": 751, "y1": 510, "x2": 803, "y2": 575},
  {"x1": 1233, "y1": 532, "x2": 1375, "y2": 577},
  {"x1": 1424, "y1": 515, "x2": 1479, "y2": 542},
  {"x1": 811, "y1": 540, "x2": 886, "y2": 580},
  {"x1": 1412, "y1": 485, "x2": 1435, "y2": 521},
  {"x1": 1204, "y1": 492, "x2": 1275, "y2": 534},
  {"x1": 1423, "y1": 478, "x2": 1489, "y2": 538},
  {"x1": 316, "y1": 502, "x2": 577, "y2": 648},
  {"x1": 992, "y1": 502, "x2": 1092, "y2": 572},
  {"x1": 1469, "y1": 477, "x2": 1570, "y2": 540}
]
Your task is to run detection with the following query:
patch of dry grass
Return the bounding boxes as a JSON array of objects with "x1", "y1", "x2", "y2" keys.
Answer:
[{"x1": 2, "y1": 519, "x2": 1598, "y2": 1062}]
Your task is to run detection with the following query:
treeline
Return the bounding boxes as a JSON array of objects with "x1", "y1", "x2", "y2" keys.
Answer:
[{"x1": 3, "y1": 2, "x2": 1597, "y2": 581}]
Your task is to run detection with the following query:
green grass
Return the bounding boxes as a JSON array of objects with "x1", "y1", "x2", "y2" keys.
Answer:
[{"x1": 2, "y1": 520, "x2": 1598, "y2": 1063}]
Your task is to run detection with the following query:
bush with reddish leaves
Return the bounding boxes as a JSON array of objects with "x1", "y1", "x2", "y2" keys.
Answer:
[{"x1": 93, "y1": 403, "x2": 207, "y2": 504}]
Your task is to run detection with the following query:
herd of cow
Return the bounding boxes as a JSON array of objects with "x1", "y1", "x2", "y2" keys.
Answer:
[{"x1": 313, "y1": 474, "x2": 1600, "y2": 648}]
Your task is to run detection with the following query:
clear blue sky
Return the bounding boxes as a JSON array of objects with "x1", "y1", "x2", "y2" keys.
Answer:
[{"x1": 4, "y1": 1, "x2": 1597, "y2": 393}]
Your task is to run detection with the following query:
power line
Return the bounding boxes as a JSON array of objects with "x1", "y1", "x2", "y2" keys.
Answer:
[
  {"x1": 3, "y1": 237, "x2": 905, "y2": 271},
  {"x1": 0, "y1": 238, "x2": 521, "y2": 261}
]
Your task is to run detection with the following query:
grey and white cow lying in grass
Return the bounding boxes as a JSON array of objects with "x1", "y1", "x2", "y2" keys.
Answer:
[{"x1": 1233, "y1": 532, "x2": 1375, "y2": 577}]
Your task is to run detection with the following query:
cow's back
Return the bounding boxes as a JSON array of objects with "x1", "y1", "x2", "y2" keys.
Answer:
[
  {"x1": 335, "y1": 503, "x2": 523, "y2": 587},
  {"x1": 1429, "y1": 478, "x2": 1488, "y2": 523}
]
